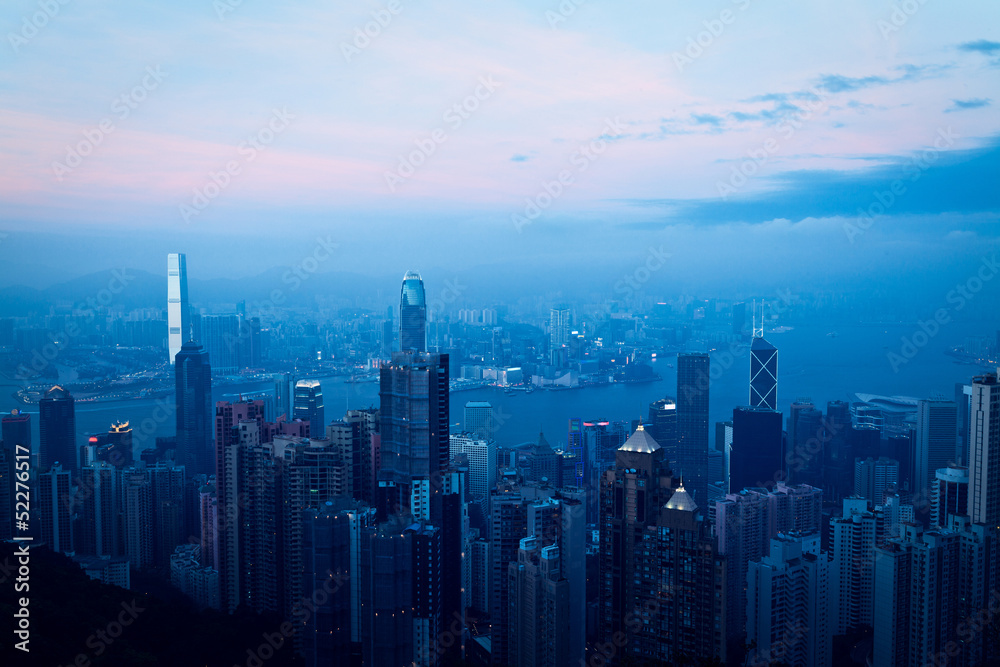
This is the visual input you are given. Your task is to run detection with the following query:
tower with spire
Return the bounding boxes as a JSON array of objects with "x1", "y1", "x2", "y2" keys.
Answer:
[{"x1": 598, "y1": 424, "x2": 726, "y2": 664}]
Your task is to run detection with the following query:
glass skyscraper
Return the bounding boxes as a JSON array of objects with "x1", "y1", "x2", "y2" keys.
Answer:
[
  {"x1": 399, "y1": 270, "x2": 426, "y2": 352},
  {"x1": 175, "y1": 340, "x2": 213, "y2": 474},
  {"x1": 749, "y1": 335, "x2": 778, "y2": 411},
  {"x1": 293, "y1": 379, "x2": 324, "y2": 434},
  {"x1": 677, "y1": 352, "x2": 710, "y2": 503},
  {"x1": 40, "y1": 385, "x2": 77, "y2": 475},
  {"x1": 167, "y1": 252, "x2": 190, "y2": 365}
]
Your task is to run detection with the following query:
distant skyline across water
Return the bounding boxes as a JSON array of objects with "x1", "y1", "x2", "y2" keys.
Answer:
[{"x1": 4, "y1": 321, "x2": 992, "y2": 460}]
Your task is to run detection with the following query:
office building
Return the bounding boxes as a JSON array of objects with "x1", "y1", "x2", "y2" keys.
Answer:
[
  {"x1": 400, "y1": 270, "x2": 427, "y2": 353},
  {"x1": 749, "y1": 335, "x2": 778, "y2": 410},
  {"x1": 294, "y1": 379, "x2": 325, "y2": 433},
  {"x1": 600, "y1": 425, "x2": 725, "y2": 664},
  {"x1": 914, "y1": 399, "x2": 957, "y2": 502},
  {"x1": 377, "y1": 351, "x2": 449, "y2": 496},
  {"x1": 932, "y1": 465, "x2": 968, "y2": 527},
  {"x1": 175, "y1": 340, "x2": 213, "y2": 475},
  {"x1": 465, "y1": 401, "x2": 494, "y2": 440},
  {"x1": 548, "y1": 305, "x2": 571, "y2": 353},
  {"x1": 1, "y1": 410, "x2": 30, "y2": 452},
  {"x1": 167, "y1": 252, "x2": 190, "y2": 364},
  {"x1": 730, "y1": 406, "x2": 783, "y2": 492},
  {"x1": 449, "y1": 433, "x2": 496, "y2": 502},
  {"x1": 853, "y1": 457, "x2": 899, "y2": 507},
  {"x1": 274, "y1": 373, "x2": 296, "y2": 420},
  {"x1": 201, "y1": 314, "x2": 241, "y2": 375},
  {"x1": 647, "y1": 396, "x2": 678, "y2": 465},
  {"x1": 968, "y1": 372, "x2": 1000, "y2": 526},
  {"x1": 676, "y1": 353, "x2": 710, "y2": 503},
  {"x1": 40, "y1": 385, "x2": 77, "y2": 475}
]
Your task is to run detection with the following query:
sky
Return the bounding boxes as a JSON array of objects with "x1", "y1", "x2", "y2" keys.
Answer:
[{"x1": 0, "y1": 0, "x2": 998, "y2": 287}]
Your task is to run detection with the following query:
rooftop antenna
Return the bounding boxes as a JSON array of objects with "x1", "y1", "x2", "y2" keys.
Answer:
[{"x1": 752, "y1": 299, "x2": 764, "y2": 339}]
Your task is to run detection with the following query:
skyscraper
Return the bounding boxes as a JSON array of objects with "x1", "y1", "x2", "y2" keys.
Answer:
[
  {"x1": 1, "y1": 410, "x2": 30, "y2": 452},
  {"x1": 730, "y1": 406, "x2": 783, "y2": 492},
  {"x1": 38, "y1": 462, "x2": 73, "y2": 552},
  {"x1": 599, "y1": 425, "x2": 725, "y2": 664},
  {"x1": 647, "y1": 396, "x2": 678, "y2": 462},
  {"x1": 746, "y1": 534, "x2": 832, "y2": 667},
  {"x1": 508, "y1": 538, "x2": 572, "y2": 667},
  {"x1": 274, "y1": 372, "x2": 296, "y2": 420},
  {"x1": 201, "y1": 314, "x2": 241, "y2": 375},
  {"x1": 449, "y1": 433, "x2": 496, "y2": 501},
  {"x1": 377, "y1": 351, "x2": 449, "y2": 494},
  {"x1": 294, "y1": 380, "x2": 325, "y2": 433},
  {"x1": 399, "y1": 270, "x2": 427, "y2": 352},
  {"x1": 167, "y1": 252, "x2": 190, "y2": 364},
  {"x1": 932, "y1": 465, "x2": 969, "y2": 527},
  {"x1": 967, "y1": 371, "x2": 1000, "y2": 526},
  {"x1": 749, "y1": 336, "x2": 778, "y2": 410},
  {"x1": 464, "y1": 401, "x2": 494, "y2": 440},
  {"x1": 175, "y1": 340, "x2": 213, "y2": 475},
  {"x1": 676, "y1": 353, "x2": 710, "y2": 503},
  {"x1": 915, "y1": 398, "x2": 958, "y2": 501},
  {"x1": 39, "y1": 385, "x2": 77, "y2": 475},
  {"x1": 873, "y1": 524, "x2": 960, "y2": 667},
  {"x1": 829, "y1": 497, "x2": 880, "y2": 634},
  {"x1": 548, "y1": 305, "x2": 571, "y2": 353}
]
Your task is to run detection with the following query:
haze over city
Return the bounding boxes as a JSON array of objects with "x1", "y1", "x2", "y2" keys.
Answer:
[{"x1": 1, "y1": 2, "x2": 999, "y2": 667}]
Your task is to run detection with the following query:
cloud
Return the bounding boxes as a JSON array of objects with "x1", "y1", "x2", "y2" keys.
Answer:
[
  {"x1": 958, "y1": 39, "x2": 1000, "y2": 54},
  {"x1": 691, "y1": 113, "x2": 723, "y2": 127},
  {"x1": 946, "y1": 98, "x2": 991, "y2": 112},
  {"x1": 616, "y1": 136, "x2": 1000, "y2": 225}
]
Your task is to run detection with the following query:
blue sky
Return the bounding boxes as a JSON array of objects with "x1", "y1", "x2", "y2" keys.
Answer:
[{"x1": 0, "y1": 0, "x2": 997, "y2": 282}]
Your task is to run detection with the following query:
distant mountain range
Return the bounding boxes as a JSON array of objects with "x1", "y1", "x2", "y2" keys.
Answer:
[{"x1": 0, "y1": 267, "x2": 389, "y2": 317}]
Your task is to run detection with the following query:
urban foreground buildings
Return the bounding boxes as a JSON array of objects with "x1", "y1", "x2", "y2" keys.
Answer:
[{"x1": 16, "y1": 258, "x2": 1000, "y2": 667}]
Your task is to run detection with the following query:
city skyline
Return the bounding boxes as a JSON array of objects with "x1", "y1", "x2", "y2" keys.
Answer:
[{"x1": 2, "y1": 3, "x2": 1000, "y2": 666}]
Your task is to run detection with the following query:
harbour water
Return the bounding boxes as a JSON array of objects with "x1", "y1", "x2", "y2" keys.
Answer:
[{"x1": 2, "y1": 322, "x2": 994, "y2": 458}]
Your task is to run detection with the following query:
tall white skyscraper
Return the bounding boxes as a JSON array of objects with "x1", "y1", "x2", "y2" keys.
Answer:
[{"x1": 167, "y1": 253, "x2": 190, "y2": 364}]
